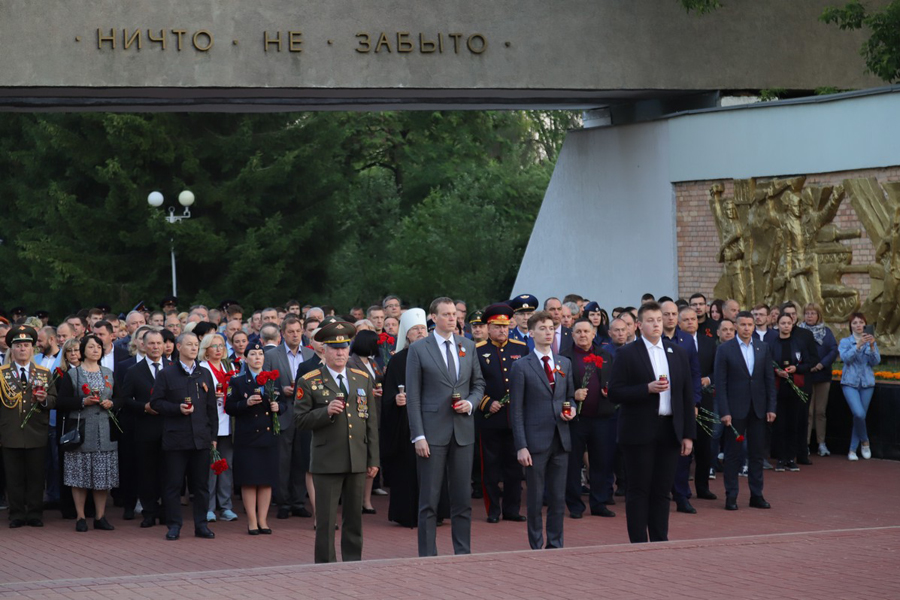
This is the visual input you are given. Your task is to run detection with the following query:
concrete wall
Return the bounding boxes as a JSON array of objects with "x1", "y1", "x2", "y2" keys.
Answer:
[
  {"x1": 513, "y1": 89, "x2": 900, "y2": 308},
  {"x1": 512, "y1": 121, "x2": 675, "y2": 309},
  {"x1": 0, "y1": 0, "x2": 880, "y2": 99}
]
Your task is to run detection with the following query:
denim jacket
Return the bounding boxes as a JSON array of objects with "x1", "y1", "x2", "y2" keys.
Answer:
[{"x1": 838, "y1": 336, "x2": 881, "y2": 389}]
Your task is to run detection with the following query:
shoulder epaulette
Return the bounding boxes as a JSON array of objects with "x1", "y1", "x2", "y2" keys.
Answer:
[
  {"x1": 0, "y1": 364, "x2": 10, "y2": 372},
  {"x1": 302, "y1": 369, "x2": 321, "y2": 380},
  {"x1": 508, "y1": 339, "x2": 527, "y2": 346},
  {"x1": 33, "y1": 364, "x2": 50, "y2": 374},
  {"x1": 350, "y1": 368, "x2": 369, "y2": 378},
  {"x1": 475, "y1": 340, "x2": 488, "y2": 348}
]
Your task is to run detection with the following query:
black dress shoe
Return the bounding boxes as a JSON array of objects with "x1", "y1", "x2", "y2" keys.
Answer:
[
  {"x1": 27, "y1": 518, "x2": 44, "y2": 527},
  {"x1": 94, "y1": 517, "x2": 115, "y2": 530},
  {"x1": 676, "y1": 501, "x2": 697, "y2": 514},
  {"x1": 248, "y1": 528, "x2": 260, "y2": 536},
  {"x1": 9, "y1": 519, "x2": 26, "y2": 529},
  {"x1": 166, "y1": 526, "x2": 180, "y2": 540},
  {"x1": 486, "y1": 516, "x2": 499, "y2": 523},
  {"x1": 140, "y1": 516, "x2": 157, "y2": 528},
  {"x1": 76, "y1": 518, "x2": 89, "y2": 532},
  {"x1": 362, "y1": 507, "x2": 377, "y2": 515},
  {"x1": 291, "y1": 507, "x2": 312, "y2": 518},
  {"x1": 569, "y1": 512, "x2": 583, "y2": 519},
  {"x1": 123, "y1": 508, "x2": 135, "y2": 520},
  {"x1": 590, "y1": 506, "x2": 616, "y2": 518},
  {"x1": 696, "y1": 490, "x2": 718, "y2": 500},
  {"x1": 259, "y1": 528, "x2": 272, "y2": 534},
  {"x1": 725, "y1": 497, "x2": 738, "y2": 511},
  {"x1": 749, "y1": 495, "x2": 771, "y2": 509},
  {"x1": 194, "y1": 526, "x2": 215, "y2": 539},
  {"x1": 502, "y1": 514, "x2": 527, "y2": 522},
  {"x1": 276, "y1": 507, "x2": 290, "y2": 519}
]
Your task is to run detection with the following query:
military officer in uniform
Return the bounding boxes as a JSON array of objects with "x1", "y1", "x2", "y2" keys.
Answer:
[
  {"x1": 509, "y1": 294, "x2": 538, "y2": 351},
  {"x1": 467, "y1": 310, "x2": 488, "y2": 344},
  {"x1": 0, "y1": 325, "x2": 54, "y2": 527},
  {"x1": 476, "y1": 304, "x2": 527, "y2": 523},
  {"x1": 295, "y1": 320, "x2": 380, "y2": 564}
]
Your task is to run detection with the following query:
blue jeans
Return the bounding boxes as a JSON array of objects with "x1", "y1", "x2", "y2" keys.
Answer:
[{"x1": 841, "y1": 385, "x2": 874, "y2": 452}]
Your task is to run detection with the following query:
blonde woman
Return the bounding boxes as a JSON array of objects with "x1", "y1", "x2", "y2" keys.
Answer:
[{"x1": 199, "y1": 332, "x2": 237, "y2": 522}]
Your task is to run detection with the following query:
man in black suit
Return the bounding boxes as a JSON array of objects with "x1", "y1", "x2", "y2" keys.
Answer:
[
  {"x1": 510, "y1": 310, "x2": 575, "y2": 549},
  {"x1": 119, "y1": 330, "x2": 171, "y2": 527},
  {"x1": 608, "y1": 302, "x2": 695, "y2": 543},
  {"x1": 676, "y1": 305, "x2": 718, "y2": 501},
  {"x1": 149, "y1": 331, "x2": 219, "y2": 541},
  {"x1": 715, "y1": 311, "x2": 777, "y2": 511}
]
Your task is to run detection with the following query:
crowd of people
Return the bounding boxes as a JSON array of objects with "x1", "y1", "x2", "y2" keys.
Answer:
[{"x1": 0, "y1": 290, "x2": 882, "y2": 558}]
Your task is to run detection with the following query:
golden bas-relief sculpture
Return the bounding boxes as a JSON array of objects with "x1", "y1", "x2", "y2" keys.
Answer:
[{"x1": 709, "y1": 176, "x2": 900, "y2": 353}]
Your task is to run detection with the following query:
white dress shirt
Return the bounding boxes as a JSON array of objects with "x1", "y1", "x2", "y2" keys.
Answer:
[
  {"x1": 533, "y1": 348, "x2": 555, "y2": 372},
  {"x1": 738, "y1": 337, "x2": 755, "y2": 374},
  {"x1": 641, "y1": 337, "x2": 672, "y2": 416},
  {"x1": 432, "y1": 330, "x2": 459, "y2": 378}
]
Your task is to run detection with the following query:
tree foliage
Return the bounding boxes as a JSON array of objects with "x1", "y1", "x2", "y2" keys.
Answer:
[
  {"x1": 681, "y1": 0, "x2": 900, "y2": 84},
  {"x1": 821, "y1": 1, "x2": 900, "y2": 83},
  {"x1": 0, "y1": 110, "x2": 579, "y2": 316}
]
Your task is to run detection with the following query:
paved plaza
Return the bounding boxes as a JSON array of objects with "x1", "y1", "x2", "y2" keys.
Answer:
[{"x1": 0, "y1": 457, "x2": 897, "y2": 599}]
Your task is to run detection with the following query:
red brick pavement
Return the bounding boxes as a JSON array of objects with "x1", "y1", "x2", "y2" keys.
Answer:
[{"x1": 0, "y1": 457, "x2": 897, "y2": 598}]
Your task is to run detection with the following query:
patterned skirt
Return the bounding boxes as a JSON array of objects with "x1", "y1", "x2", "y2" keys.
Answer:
[{"x1": 63, "y1": 450, "x2": 119, "y2": 490}]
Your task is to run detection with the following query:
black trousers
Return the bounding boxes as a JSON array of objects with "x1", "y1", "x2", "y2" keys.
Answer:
[
  {"x1": 117, "y1": 416, "x2": 138, "y2": 511},
  {"x1": 3, "y1": 447, "x2": 46, "y2": 521},
  {"x1": 163, "y1": 448, "x2": 209, "y2": 528},
  {"x1": 479, "y1": 428, "x2": 522, "y2": 519},
  {"x1": 566, "y1": 415, "x2": 616, "y2": 515},
  {"x1": 724, "y1": 411, "x2": 766, "y2": 500},
  {"x1": 693, "y1": 418, "x2": 713, "y2": 496},
  {"x1": 137, "y1": 439, "x2": 166, "y2": 519},
  {"x1": 773, "y1": 387, "x2": 804, "y2": 462},
  {"x1": 622, "y1": 417, "x2": 679, "y2": 543}
]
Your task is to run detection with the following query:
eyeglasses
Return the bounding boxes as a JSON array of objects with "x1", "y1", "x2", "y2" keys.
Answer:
[{"x1": 209, "y1": 344, "x2": 225, "y2": 349}]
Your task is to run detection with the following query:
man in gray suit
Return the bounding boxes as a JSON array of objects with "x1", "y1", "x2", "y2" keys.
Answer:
[
  {"x1": 263, "y1": 315, "x2": 315, "y2": 519},
  {"x1": 510, "y1": 311, "x2": 575, "y2": 550},
  {"x1": 406, "y1": 297, "x2": 485, "y2": 557}
]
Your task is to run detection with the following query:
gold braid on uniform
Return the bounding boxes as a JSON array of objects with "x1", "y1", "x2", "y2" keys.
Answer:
[{"x1": 0, "y1": 374, "x2": 23, "y2": 410}]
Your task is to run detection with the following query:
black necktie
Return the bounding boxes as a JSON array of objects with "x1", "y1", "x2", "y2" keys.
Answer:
[
  {"x1": 337, "y1": 374, "x2": 349, "y2": 397},
  {"x1": 444, "y1": 340, "x2": 457, "y2": 383},
  {"x1": 19, "y1": 367, "x2": 27, "y2": 386}
]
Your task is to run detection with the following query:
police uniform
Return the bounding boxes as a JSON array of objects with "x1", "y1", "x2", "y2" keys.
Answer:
[
  {"x1": 295, "y1": 320, "x2": 379, "y2": 564},
  {"x1": 0, "y1": 325, "x2": 54, "y2": 526},
  {"x1": 508, "y1": 294, "x2": 538, "y2": 351},
  {"x1": 476, "y1": 304, "x2": 527, "y2": 522}
]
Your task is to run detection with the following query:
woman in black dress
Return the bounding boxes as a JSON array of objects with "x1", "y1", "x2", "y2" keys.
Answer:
[{"x1": 225, "y1": 341, "x2": 286, "y2": 534}]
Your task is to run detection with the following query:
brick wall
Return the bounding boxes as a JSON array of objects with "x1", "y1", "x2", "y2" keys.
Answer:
[{"x1": 676, "y1": 166, "x2": 900, "y2": 304}]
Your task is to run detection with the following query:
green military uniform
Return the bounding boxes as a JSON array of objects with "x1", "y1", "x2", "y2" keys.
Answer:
[
  {"x1": 294, "y1": 320, "x2": 379, "y2": 564},
  {"x1": 0, "y1": 325, "x2": 55, "y2": 525}
]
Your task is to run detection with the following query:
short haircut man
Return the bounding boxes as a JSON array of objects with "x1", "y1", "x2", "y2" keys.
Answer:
[
  {"x1": 260, "y1": 323, "x2": 281, "y2": 346},
  {"x1": 405, "y1": 296, "x2": 485, "y2": 557}
]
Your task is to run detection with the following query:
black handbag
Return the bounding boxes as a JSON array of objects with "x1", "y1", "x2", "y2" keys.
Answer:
[{"x1": 60, "y1": 412, "x2": 84, "y2": 451}]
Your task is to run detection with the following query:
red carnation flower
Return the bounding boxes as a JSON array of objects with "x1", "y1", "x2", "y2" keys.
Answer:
[
  {"x1": 736, "y1": 434, "x2": 745, "y2": 443},
  {"x1": 81, "y1": 384, "x2": 92, "y2": 396}
]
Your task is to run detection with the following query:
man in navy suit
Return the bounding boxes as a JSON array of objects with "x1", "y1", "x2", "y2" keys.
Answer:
[
  {"x1": 509, "y1": 310, "x2": 575, "y2": 549},
  {"x1": 608, "y1": 302, "x2": 695, "y2": 543},
  {"x1": 714, "y1": 311, "x2": 776, "y2": 511}
]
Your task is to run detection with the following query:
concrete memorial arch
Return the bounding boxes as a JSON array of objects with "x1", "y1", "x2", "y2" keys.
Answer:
[
  {"x1": 0, "y1": 0, "x2": 875, "y2": 111},
  {"x1": 2, "y1": 0, "x2": 892, "y2": 321}
]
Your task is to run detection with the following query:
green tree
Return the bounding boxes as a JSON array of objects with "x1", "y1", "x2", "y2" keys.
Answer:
[{"x1": 680, "y1": 0, "x2": 900, "y2": 83}]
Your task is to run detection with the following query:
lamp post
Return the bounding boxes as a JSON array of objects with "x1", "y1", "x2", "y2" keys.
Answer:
[{"x1": 148, "y1": 190, "x2": 195, "y2": 297}]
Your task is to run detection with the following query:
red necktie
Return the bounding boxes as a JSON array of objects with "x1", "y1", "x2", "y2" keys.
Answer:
[{"x1": 541, "y1": 356, "x2": 555, "y2": 387}]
